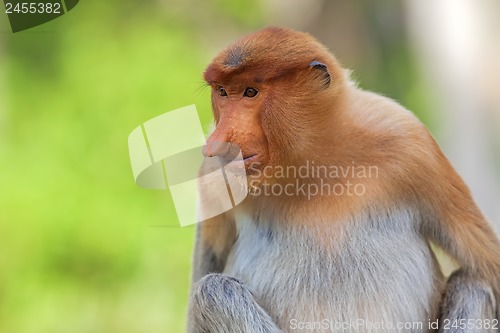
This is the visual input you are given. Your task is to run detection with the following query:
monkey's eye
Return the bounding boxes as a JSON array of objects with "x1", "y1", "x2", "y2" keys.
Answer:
[
  {"x1": 216, "y1": 86, "x2": 228, "y2": 97},
  {"x1": 243, "y1": 87, "x2": 258, "y2": 98}
]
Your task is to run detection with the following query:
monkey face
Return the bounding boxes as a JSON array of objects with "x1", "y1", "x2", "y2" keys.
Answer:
[{"x1": 202, "y1": 27, "x2": 343, "y2": 179}]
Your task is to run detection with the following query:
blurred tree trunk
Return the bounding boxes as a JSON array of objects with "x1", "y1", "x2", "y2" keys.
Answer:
[{"x1": 405, "y1": 0, "x2": 500, "y2": 235}]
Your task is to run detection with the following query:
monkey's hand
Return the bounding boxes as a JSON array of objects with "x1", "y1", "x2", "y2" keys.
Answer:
[{"x1": 189, "y1": 273, "x2": 283, "y2": 333}]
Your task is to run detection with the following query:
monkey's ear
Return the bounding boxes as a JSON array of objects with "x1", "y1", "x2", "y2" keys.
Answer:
[{"x1": 309, "y1": 61, "x2": 331, "y2": 88}]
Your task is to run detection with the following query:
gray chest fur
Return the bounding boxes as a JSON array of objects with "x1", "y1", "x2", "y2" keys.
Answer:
[{"x1": 223, "y1": 208, "x2": 445, "y2": 332}]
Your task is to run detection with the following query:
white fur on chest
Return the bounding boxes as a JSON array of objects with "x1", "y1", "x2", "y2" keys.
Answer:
[{"x1": 223, "y1": 208, "x2": 444, "y2": 332}]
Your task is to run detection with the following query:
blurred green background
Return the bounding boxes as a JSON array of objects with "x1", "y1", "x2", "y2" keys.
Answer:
[{"x1": 0, "y1": 1, "x2": 498, "y2": 332}]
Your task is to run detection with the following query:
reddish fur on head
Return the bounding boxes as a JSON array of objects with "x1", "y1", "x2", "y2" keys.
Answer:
[{"x1": 203, "y1": 27, "x2": 347, "y2": 172}]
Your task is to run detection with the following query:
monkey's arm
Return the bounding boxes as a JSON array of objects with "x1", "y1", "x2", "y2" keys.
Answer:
[
  {"x1": 421, "y1": 162, "x2": 500, "y2": 290},
  {"x1": 417, "y1": 147, "x2": 500, "y2": 327},
  {"x1": 187, "y1": 214, "x2": 282, "y2": 333},
  {"x1": 187, "y1": 213, "x2": 235, "y2": 332},
  {"x1": 190, "y1": 149, "x2": 238, "y2": 283},
  {"x1": 190, "y1": 213, "x2": 236, "y2": 284}
]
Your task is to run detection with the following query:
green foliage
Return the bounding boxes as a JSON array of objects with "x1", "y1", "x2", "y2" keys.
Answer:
[
  {"x1": 0, "y1": 2, "x2": 227, "y2": 332},
  {"x1": 212, "y1": 0, "x2": 264, "y2": 27}
]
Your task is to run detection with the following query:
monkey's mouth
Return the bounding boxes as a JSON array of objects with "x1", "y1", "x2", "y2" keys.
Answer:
[
  {"x1": 219, "y1": 153, "x2": 259, "y2": 167},
  {"x1": 243, "y1": 154, "x2": 258, "y2": 161},
  {"x1": 226, "y1": 153, "x2": 260, "y2": 167},
  {"x1": 242, "y1": 154, "x2": 264, "y2": 170}
]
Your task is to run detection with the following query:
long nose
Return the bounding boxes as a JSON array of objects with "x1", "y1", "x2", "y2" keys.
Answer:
[{"x1": 202, "y1": 125, "x2": 232, "y2": 157}]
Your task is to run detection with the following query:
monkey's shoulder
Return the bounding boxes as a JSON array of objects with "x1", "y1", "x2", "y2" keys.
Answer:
[
  {"x1": 340, "y1": 88, "x2": 464, "y2": 206},
  {"x1": 346, "y1": 89, "x2": 443, "y2": 168},
  {"x1": 348, "y1": 89, "x2": 428, "y2": 140}
]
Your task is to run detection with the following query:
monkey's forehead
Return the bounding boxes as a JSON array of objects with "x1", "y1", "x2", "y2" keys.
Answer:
[{"x1": 204, "y1": 27, "x2": 334, "y2": 84}]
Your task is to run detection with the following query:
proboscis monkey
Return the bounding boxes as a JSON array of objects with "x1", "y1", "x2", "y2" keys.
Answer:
[{"x1": 187, "y1": 27, "x2": 500, "y2": 333}]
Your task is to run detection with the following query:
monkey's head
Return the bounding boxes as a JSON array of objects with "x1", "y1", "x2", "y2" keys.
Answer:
[{"x1": 203, "y1": 27, "x2": 346, "y2": 176}]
